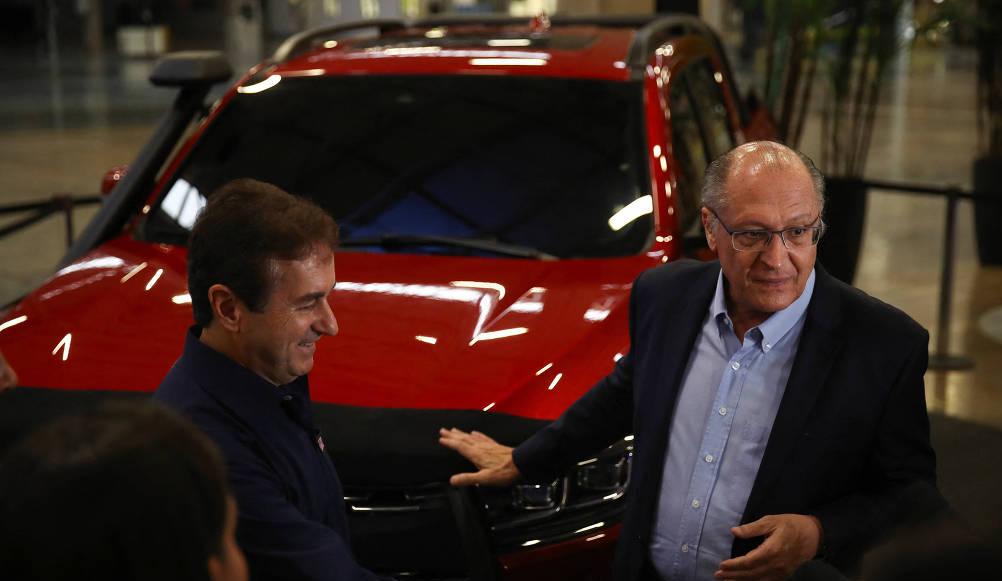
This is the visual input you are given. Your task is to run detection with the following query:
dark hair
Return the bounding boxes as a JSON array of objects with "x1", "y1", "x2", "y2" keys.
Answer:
[
  {"x1": 188, "y1": 179, "x2": 339, "y2": 327},
  {"x1": 0, "y1": 401, "x2": 230, "y2": 581}
]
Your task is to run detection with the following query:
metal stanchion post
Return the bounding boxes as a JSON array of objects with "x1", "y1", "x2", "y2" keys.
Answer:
[
  {"x1": 928, "y1": 188, "x2": 974, "y2": 371},
  {"x1": 58, "y1": 195, "x2": 74, "y2": 248}
]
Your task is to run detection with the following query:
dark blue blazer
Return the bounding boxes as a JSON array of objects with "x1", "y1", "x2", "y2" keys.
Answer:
[{"x1": 514, "y1": 261, "x2": 937, "y2": 579}]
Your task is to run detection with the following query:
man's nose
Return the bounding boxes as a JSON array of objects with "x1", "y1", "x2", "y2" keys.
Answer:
[
  {"x1": 317, "y1": 298, "x2": 339, "y2": 337},
  {"x1": 758, "y1": 232, "x2": 788, "y2": 268}
]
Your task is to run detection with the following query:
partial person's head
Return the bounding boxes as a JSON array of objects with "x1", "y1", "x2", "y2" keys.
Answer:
[
  {"x1": 0, "y1": 401, "x2": 247, "y2": 581},
  {"x1": 188, "y1": 179, "x2": 340, "y2": 385},
  {"x1": 700, "y1": 141, "x2": 825, "y2": 321}
]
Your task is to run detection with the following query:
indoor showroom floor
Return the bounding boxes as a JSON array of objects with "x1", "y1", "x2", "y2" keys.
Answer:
[{"x1": 0, "y1": 40, "x2": 1000, "y2": 542}]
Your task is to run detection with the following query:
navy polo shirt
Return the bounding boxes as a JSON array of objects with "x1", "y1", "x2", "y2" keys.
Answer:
[{"x1": 155, "y1": 328, "x2": 383, "y2": 581}]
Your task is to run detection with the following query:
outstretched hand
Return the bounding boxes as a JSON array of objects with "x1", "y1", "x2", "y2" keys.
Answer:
[
  {"x1": 715, "y1": 513, "x2": 822, "y2": 581},
  {"x1": 438, "y1": 427, "x2": 521, "y2": 487}
]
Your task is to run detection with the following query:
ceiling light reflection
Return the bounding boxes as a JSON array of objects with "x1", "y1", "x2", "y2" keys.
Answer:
[
  {"x1": 237, "y1": 74, "x2": 281, "y2": 94},
  {"x1": 56, "y1": 256, "x2": 125, "y2": 277},
  {"x1": 52, "y1": 333, "x2": 72, "y2": 361},
  {"x1": 608, "y1": 195, "x2": 653, "y2": 231},
  {"x1": 415, "y1": 335, "x2": 438, "y2": 345},
  {"x1": 450, "y1": 280, "x2": 505, "y2": 300},
  {"x1": 482, "y1": 402, "x2": 496, "y2": 411},
  {"x1": 547, "y1": 373, "x2": 563, "y2": 390},
  {"x1": 0, "y1": 315, "x2": 27, "y2": 334},
  {"x1": 172, "y1": 293, "x2": 192, "y2": 305},
  {"x1": 145, "y1": 268, "x2": 164, "y2": 291},
  {"x1": 575, "y1": 522, "x2": 605, "y2": 534},
  {"x1": 469, "y1": 327, "x2": 528, "y2": 345},
  {"x1": 535, "y1": 362, "x2": 553, "y2": 376},
  {"x1": 120, "y1": 262, "x2": 148, "y2": 283},
  {"x1": 469, "y1": 58, "x2": 548, "y2": 66},
  {"x1": 487, "y1": 38, "x2": 531, "y2": 46}
]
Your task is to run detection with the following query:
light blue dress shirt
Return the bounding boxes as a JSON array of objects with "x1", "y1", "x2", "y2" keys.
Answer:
[{"x1": 649, "y1": 269, "x2": 816, "y2": 581}]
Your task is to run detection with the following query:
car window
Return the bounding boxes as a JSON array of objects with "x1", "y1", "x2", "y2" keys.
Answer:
[
  {"x1": 665, "y1": 58, "x2": 736, "y2": 237},
  {"x1": 144, "y1": 75, "x2": 652, "y2": 259},
  {"x1": 666, "y1": 75, "x2": 708, "y2": 234},
  {"x1": 684, "y1": 59, "x2": 735, "y2": 160}
]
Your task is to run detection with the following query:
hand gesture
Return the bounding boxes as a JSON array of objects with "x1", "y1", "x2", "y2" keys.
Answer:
[
  {"x1": 438, "y1": 427, "x2": 521, "y2": 487},
  {"x1": 715, "y1": 514, "x2": 822, "y2": 580}
]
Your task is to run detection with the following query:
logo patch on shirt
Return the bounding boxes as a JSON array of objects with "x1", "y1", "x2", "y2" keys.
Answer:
[{"x1": 316, "y1": 432, "x2": 326, "y2": 452}]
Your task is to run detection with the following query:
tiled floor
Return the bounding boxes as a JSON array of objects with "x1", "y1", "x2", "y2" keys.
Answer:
[{"x1": 0, "y1": 40, "x2": 1000, "y2": 434}]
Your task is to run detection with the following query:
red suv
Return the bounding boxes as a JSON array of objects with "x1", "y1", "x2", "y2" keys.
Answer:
[{"x1": 0, "y1": 14, "x2": 774, "y2": 581}]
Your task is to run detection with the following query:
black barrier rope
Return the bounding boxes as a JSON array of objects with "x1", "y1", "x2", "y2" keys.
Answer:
[
  {"x1": 0, "y1": 194, "x2": 101, "y2": 249},
  {"x1": 860, "y1": 180, "x2": 1002, "y2": 372}
]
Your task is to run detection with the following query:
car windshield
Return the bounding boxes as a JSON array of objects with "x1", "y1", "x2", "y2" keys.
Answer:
[{"x1": 143, "y1": 75, "x2": 652, "y2": 258}]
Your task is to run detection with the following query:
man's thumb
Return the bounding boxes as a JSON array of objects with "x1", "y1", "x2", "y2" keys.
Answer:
[
  {"x1": 731, "y1": 518, "x2": 770, "y2": 539},
  {"x1": 449, "y1": 471, "x2": 480, "y2": 487}
]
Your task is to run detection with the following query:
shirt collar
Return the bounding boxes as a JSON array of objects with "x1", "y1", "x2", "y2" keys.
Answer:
[
  {"x1": 179, "y1": 326, "x2": 312, "y2": 426},
  {"x1": 710, "y1": 268, "x2": 816, "y2": 351}
]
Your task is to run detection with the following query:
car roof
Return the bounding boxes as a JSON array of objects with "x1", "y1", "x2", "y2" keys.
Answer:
[{"x1": 266, "y1": 14, "x2": 720, "y2": 81}]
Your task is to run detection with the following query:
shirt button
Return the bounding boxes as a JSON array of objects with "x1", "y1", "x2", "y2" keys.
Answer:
[
  {"x1": 681, "y1": 543, "x2": 689, "y2": 553},
  {"x1": 704, "y1": 454, "x2": 714, "y2": 463},
  {"x1": 691, "y1": 499, "x2": 700, "y2": 508},
  {"x1": 718, "y1": 407, "x2": 728, "y2": 416},
  {"x1": 765, "y1": 343, "x2": 772, "y2": 351},
  {"x1": 731, "y1": 361, "x2": 740, "y2": 371}
]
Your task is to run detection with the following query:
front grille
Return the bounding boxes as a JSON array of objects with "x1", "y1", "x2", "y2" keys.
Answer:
[{"x1": 347, "y1": 484, "x2": 492, "y2": 580}]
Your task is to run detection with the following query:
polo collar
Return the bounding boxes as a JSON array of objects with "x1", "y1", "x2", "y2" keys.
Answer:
[{"x1": 179, "y1": 326, "x2": 311, "y2": 426}]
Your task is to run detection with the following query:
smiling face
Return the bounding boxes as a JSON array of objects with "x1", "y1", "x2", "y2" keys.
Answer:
[
  {"x1": 701, "y1": 154, "x2": 820, "y2": 327},
  {"x1": 238, "y1": 245, "x2": 339, "y2": 385}
]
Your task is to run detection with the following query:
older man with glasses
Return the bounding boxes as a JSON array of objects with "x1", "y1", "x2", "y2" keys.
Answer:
[{"x1": 440, "y1": 141, "x2": 939, "y2": 581}]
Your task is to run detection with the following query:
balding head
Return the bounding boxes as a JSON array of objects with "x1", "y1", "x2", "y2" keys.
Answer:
[{"x1": 701, "y1": 141, "x2": 825, "y2": 216}]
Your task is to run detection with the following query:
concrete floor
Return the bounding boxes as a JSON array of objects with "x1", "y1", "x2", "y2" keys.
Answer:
[{"x1": 0, "y1": 41, "x2": 1000, "y2": 436}]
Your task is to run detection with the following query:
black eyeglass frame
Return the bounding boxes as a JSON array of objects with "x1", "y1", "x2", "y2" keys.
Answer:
[{"x1": 706, "y1": 207, "x2": 825, "y2": 252}]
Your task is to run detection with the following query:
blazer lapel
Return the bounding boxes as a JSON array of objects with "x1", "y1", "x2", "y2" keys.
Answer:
[{"x1": 742, "y1": 267, "x2": 846, "y2": 521}]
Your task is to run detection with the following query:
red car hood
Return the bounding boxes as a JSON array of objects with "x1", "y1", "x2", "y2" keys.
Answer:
[{"x1": 1, "y1": 237, "x2": 656, "y2": 419}]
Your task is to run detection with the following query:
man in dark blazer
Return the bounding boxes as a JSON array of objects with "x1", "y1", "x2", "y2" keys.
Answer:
[{"x1": 440, "y1": 142, "x2": 937, "y2": 580}]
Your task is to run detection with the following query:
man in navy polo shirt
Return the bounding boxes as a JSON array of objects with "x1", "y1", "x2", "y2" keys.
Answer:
[{"x1": 156, "y1": 179, "x2": 385, "y2": 581}]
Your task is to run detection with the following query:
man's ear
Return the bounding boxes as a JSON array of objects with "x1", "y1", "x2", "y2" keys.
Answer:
[
  {"x1": 206, "y1": 284, "x2": 243, "y2": 333},
  {"x1": 701, "y1": 207, "x2": 717, "y2": 252}
]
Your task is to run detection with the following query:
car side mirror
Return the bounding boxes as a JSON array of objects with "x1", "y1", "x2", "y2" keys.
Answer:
[{"x1": 101, "y1": 165, "x2": 128, "y2": 196}]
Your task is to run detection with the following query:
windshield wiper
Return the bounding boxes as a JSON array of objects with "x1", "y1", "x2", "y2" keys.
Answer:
[{"x1": 340, "y1": 234, "x2": 556, "y2": 260}]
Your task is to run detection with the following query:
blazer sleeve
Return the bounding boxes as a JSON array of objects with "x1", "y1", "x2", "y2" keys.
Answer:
[
  {"x1": 511, "y1": 270, "x2": 643, "y2": 483},
  {"x1": 809, "y1": 327, "x2": 941, "y2": 564}
]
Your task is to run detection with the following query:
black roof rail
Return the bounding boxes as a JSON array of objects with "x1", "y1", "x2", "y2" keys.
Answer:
[
  {"x1": 272, "y1": 18, "x2": 407, "y2": 62},
  {"x1": 624, "y1": 14, "x2": 709, "y2": 69},
  {"x1": 266, "y1": 13, "x2": 747, "y2": 123}
]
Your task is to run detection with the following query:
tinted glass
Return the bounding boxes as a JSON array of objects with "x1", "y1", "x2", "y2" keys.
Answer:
[
  {"x1": 666, "y1": 76, "x2": 708, "y2": 233},
  {"x1": 684, "y1": 59, "x2": 735, "y2": 159},
  {"x1": 144, "y1": 75, "x2": 651, "y2": 259}
]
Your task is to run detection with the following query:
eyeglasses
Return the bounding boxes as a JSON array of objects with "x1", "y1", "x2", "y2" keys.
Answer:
[{"x1": 707, "y1": 207, "x2": 825, "y2": 252}]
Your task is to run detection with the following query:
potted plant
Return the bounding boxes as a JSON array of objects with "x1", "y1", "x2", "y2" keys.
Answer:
[
  {"x1": 748, "y1": 0, "x2": 904, "y2": 283},
  {"x1": 811, "y1": 0, "x2": 905, "y2": 283}
]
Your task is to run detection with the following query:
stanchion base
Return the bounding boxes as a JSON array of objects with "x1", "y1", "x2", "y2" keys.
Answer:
[{"x1": 928, "y1": 353, "x2": 975, "y2": 371}]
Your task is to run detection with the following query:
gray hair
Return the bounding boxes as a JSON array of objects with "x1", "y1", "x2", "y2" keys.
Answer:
[{"x1": 701, "y1": 141, "x2": 826, "y2": 216}]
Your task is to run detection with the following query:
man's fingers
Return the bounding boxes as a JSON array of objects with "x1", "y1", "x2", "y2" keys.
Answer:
[
  {"x1": 730, "y1": 517, "x2": 773, "y2": 539},
  {"x1": 449, "y1": 471, "x2": 483, "y2": 487},
  {"x1": 719, "y1": 544, "x2": 772, "y2": 572}
]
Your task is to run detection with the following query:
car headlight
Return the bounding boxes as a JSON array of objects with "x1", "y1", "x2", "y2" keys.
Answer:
[{"x1": 478, "y1": 435, "x2": 633, "y2": 551}]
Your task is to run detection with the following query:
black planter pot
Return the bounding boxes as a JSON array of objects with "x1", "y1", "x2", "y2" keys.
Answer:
[
  {"x1": 973, "y1": 155, "x2": 1002, "y2": 266},
  {"x1": 818, "y1": 176, "x2": 868, "y2": 285}
]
